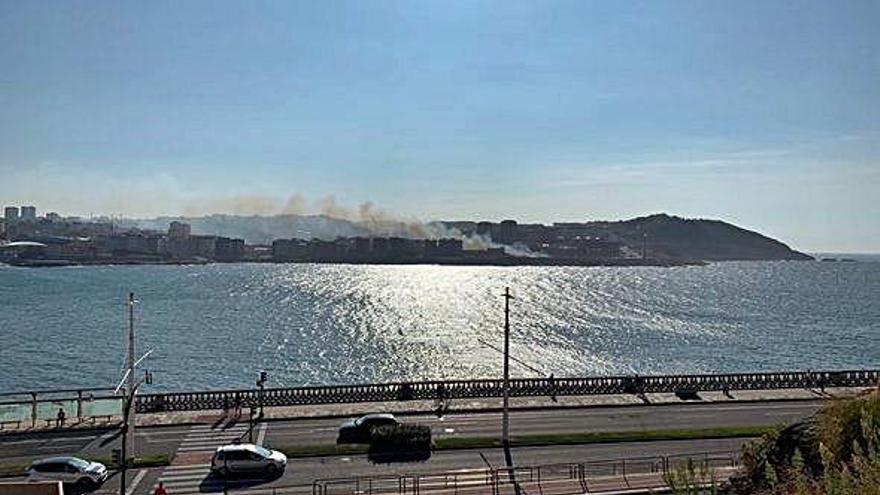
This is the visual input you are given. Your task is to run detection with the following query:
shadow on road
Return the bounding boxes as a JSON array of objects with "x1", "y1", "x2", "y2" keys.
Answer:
[
  {"x1": 198, "y1": 471, "x2": 282, "y2": 493},
  {"x1": 367, "y1": 448, "x2": 432, "y2": 464}
]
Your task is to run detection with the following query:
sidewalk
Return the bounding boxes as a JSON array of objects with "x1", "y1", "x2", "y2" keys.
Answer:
[
  {"x1": 135, "y1": 386, "x2": 867, "y2": 428},
  {"x1": 0, "y1": 386, "x2": 869, "y2": 433}
]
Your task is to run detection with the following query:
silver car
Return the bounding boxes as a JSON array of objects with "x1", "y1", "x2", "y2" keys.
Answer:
[
  {"x1": 211, "y1": 444, "x2": 287, "y2": 477},
  {"x1": 27, "y1": 456, "x2": 108, "y2": 489}
]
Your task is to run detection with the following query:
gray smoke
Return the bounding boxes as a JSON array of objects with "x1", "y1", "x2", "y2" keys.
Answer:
[{"x1": 124, "y1": 194, "x2": 546, "y2": 256}]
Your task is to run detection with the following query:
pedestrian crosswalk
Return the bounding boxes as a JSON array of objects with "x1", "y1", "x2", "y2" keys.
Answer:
[
  {"x1": 152, "y1": 463, "x2": 310, "y2": 494},
  {"x1": 151, "y1": 423, "x2": 252, "y2": 494},
  {"x1": 177, "y1": 423, "x2": 250, "y2": 453}
]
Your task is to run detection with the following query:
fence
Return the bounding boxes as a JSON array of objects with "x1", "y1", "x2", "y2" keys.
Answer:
[
  {"x1": 311, "y1": 450, "x2": 742, "y2": 495},
  {"x1": 134, "y1": 368, "x2": 880, "y2": 413},
  {"x1": 0, "y1": 369, "x2": 877, "y2": 424},
  {"x1": 0, "y1": 387, "x2": 120, "y2": 428}
]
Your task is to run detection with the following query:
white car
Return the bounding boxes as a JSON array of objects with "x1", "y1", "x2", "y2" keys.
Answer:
[
  {"x1": 211, "y1": 444, "x2": 287, "y2": 477},
  {"x1": 27, "y1": 456, "x2": 108, "y2": 489}
]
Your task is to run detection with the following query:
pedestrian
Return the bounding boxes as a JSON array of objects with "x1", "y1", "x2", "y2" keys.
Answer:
[
  {"x1": 154, "y1": 481, "x2": 168, "y2": 495},
  {"x1": 234, "y1": 397, "x2": 243, "y2": 419},
  {"x1": 56, "y1": 407, "x2": 66, "y2": 428}
]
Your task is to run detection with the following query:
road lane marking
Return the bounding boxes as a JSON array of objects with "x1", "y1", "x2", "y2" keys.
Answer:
[
  {"x1": 256, "y1": 422, "x2": 267, "y2": 445},
  {"x1": 125, "y1": 469, "x2": 146, "y2": 495}
]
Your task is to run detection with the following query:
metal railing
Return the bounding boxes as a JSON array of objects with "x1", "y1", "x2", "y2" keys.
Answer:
[
  {"x1": 134, "y1": 368, "x2": 879, "y2": 413},
  {"x1": 0, "y1": 368, "x2": 876, "y2": 422},
  {"x1": 0, "y1": 387, "x2": 120, "y2": 428},
  {"x1": 311, "y1": 450, "x2": 742, "y2": 495}
]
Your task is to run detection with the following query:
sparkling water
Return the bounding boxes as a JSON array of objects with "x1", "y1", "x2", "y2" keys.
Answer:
[{"x1": 1, "y1": 260, "x2": 878, "y2": 394}]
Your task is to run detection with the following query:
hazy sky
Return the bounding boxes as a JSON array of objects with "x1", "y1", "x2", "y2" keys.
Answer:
[{"x1": 1, "y1": 1, "x2": 878, "y2": 252}]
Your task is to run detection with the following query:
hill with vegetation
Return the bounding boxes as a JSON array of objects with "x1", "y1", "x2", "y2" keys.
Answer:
[{"x1": 593, "y1": 214, "x2": 813, "y2": 261}]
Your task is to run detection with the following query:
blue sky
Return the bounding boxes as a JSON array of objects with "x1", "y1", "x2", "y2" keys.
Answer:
[{"x1": 1, "y1": 1, "x2": 878, "y2": 252}]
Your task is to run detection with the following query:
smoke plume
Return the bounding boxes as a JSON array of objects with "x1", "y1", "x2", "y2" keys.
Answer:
[{"x1": 135, "y1": 193, "x2": 545, "y2": 256}]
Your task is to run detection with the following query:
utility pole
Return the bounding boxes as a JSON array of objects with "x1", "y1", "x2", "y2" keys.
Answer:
[
  {"x1": 119, "y1": 392, "x2": 130, "y2": 495},
  {"x1": 501, "y1": 287, "x2": 520, "y2": 494},
  {"x1": 126, "y1": 292, "x2": 136, "y2": 459},
  {"x1": 119, "y1": 370, "x2": 151, "y2": 495},
  {"x1": 502, "y1": 287, "x2": 512, "y2": 446}
]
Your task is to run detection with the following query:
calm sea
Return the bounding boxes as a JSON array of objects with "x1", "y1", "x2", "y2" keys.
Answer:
[{"x1": 1, "y1": 260, "x2": 878, "y2": 393}]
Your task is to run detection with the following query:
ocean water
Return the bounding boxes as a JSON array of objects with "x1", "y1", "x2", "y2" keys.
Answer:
[{"x1": 0, "y1": 260, "x2": 878, "y2": 393}]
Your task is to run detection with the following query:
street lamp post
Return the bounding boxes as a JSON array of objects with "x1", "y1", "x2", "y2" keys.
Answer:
[
  {"x1": 502, "y1": 287, "x2": 512, "y2": 446},
  {"x1": 500, "y1": 287, "x2": 520, "y2": 494},
  {"x1": 126, "y1": 292, "x2": 136, "y2": 457},
  {"x1": 119, "y1": 370, "x2": 151, "y2": 495}
]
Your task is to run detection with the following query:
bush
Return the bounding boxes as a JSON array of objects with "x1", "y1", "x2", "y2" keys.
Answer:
[
  {"x1": 369, "y1": 424, "x2": 432, "y2": 453},
  {"x1": 724, "y1": 390, "x2": 880, "y2": 495}
]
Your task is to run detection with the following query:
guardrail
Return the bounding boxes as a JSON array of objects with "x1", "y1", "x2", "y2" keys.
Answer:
[
  {"x1": 1, "y1": 369, "x2": 876, "y2": 422},
  {"x1": 0, "y1": 387, "x2": 120, "y2": 428},
  {"x1": 311, "y1": 450, "x2": 742, "y2": 495},
  {"x1": 134, "y1": 368, "x2": 879, "y2": 413}
]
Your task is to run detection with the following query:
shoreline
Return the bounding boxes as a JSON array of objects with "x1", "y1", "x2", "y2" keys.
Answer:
[{"x1": 3, "y1": 257, "x2": 750, "y2": 268}]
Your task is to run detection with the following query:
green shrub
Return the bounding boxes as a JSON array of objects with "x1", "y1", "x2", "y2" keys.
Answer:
[
  {"x1": 725, "y1": 391, "x2": 880, "y2": 495},
  {"x1": 818, "y1": 390, "x2": 880, "y2": 468},
  {"x1": 369, "y1": 424, "x2": 432, "y2": 453},
  {"x1": 666, "y1": 457, "x2": 718, "y2": 495}
]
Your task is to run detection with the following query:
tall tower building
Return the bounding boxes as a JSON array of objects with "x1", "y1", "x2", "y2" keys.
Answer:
[
  {"x1": 20, "y1": 206, "x2": 36, "y2": 221},
  {"x1": 4, "y1": 206, "x2": 19, "y2": 222},
  {"x1": 168, "y1": 221, "x2": 192, "y2": 239}
]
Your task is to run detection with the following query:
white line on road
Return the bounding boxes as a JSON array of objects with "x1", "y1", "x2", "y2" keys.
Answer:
[
  {"x1": 125, "y1": 468, "x2": 147, "y2": 495},
  {"x1": 256, "y1": 422, "x2": 267, "y2": 446}
]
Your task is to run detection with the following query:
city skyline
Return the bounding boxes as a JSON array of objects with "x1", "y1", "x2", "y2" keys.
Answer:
[{"x1": 1, "y1": 1, "x2": 878, "y2": 252}]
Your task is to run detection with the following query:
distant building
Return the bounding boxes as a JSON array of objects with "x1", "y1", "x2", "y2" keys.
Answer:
[
  {"x1": 20, "y1": 206, "x2": 36, "y2": 221},
  {"x1": 272, "y1": 238, "x2": 309, "y2": 261},
  {"x1": 4, "y1": 206, "x2": 19, "y2": 223},
  {"x1": 438, "y1": 238, "x2": 463, "y2": 255},
  {"x1": 352, "y1": 237, "x2": 371, "y2": 255},
  {"x1": 215, "y1": 237, "x2": 245, "y2": 262},
  {"x1": 497, "y1": 220, "x2": 518, "y2": 244},
  {"x1": 168, "y1": 221, "x2": 191, "y2": 239},
  {"x1": 97, "y1": 233, "x2": 162, "y2": 257}
]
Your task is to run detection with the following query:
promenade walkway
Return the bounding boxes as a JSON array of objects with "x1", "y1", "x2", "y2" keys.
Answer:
[
  {"x1": 0, "y1": 386, "x2": 868, "y2": 433},
  {"x1": 134, "y1": 385, "x2": 865, "y2": 428}
]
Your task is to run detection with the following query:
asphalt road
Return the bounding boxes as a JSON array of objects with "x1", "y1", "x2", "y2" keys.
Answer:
[
  {"x1": 0, "y1": 400, "x2": 822, "y2": 494},
  {"x1": 7, "y1": 437, "x2": 750, "y2": 495},
  {"x1": 1, "y1": 400, "x2": 820, "y2": 464}
]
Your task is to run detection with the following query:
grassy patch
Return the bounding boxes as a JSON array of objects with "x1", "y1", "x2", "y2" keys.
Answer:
[
  {"x1": 0, "y1": 462, "x2": 27, "y2": 478},
  {"x1": 278, "y1": 425, "x2": 771, "y2": 458},
  {"x1": 0, "y1": 453, "x2": 170, "y2": 479},
  {"x1": 436, "y1": 426, "x2": 774, "y2": 450}
]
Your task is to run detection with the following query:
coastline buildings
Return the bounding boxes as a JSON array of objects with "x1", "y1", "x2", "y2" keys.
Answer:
[
  {"x1": 441, "y1": 219, "x2": 623, "y2": 260},
  {"x1": 271, "y1": 236, "x2": 468, "y2": 263},
  {"x1": 1, "y1": 205, "x2": 628, "y2": 266}
]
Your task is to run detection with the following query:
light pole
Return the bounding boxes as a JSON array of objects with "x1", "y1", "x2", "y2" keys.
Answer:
[
  {"x1": 502, "y1": 287, "x2": 512, "y2": 446},
  {"x1": 119, "y1": 370, "x2": 151, "y2": 495},
  {"x1": 126, "y1": 292, "x2": 136, "y2": 457},
  {"x1": 500, "y1": 287, "x2": 520, "y2": 495}
]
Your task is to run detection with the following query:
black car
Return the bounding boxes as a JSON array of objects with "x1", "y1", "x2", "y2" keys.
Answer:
[{"x1": 337, "y1": 413, "x2": 400, "y2": 443}]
